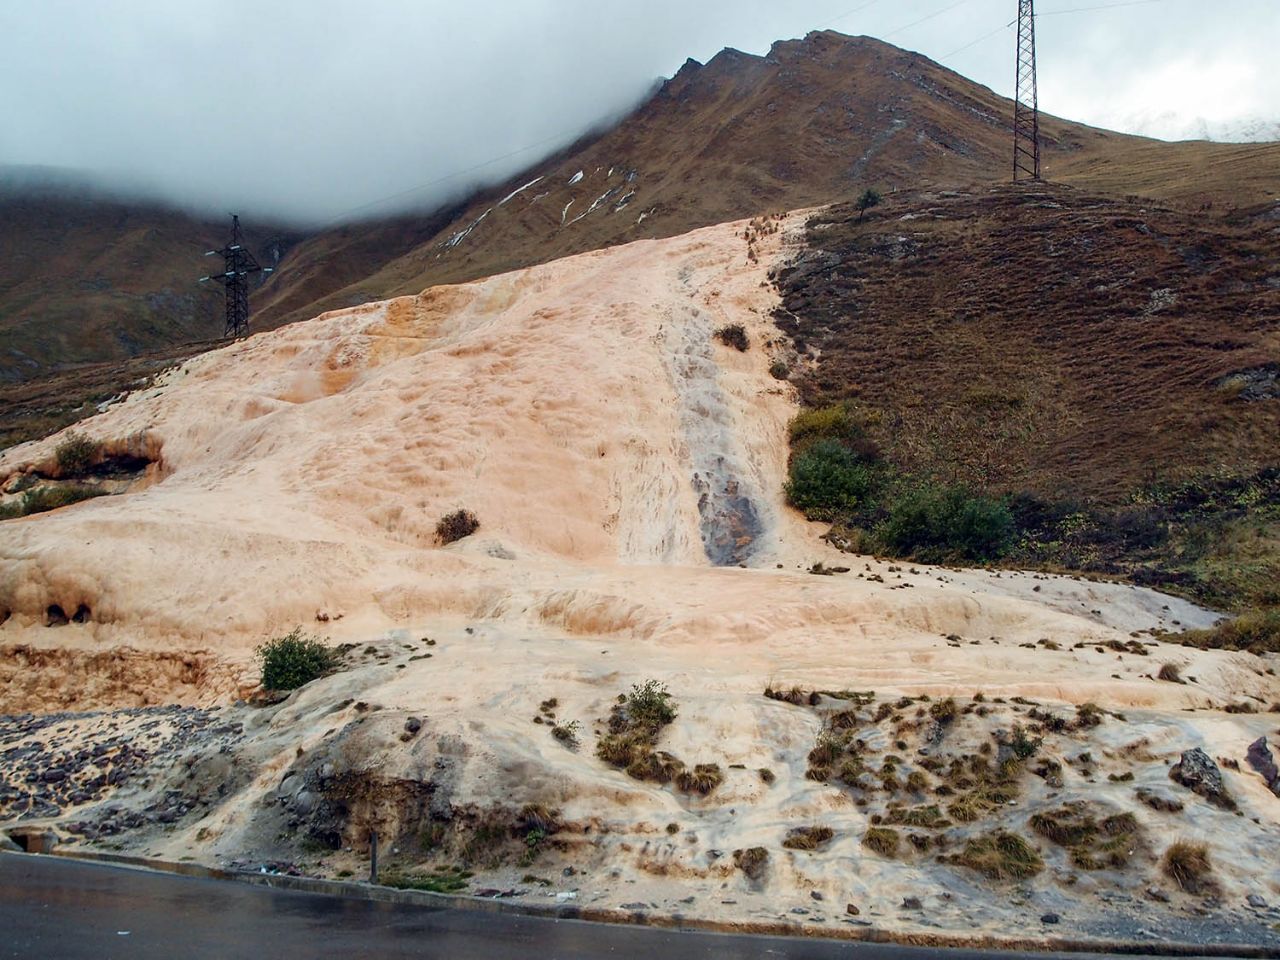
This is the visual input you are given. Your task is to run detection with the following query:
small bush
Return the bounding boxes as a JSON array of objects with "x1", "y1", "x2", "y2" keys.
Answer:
[
  {"x1": 715, "y1": 324, "x2": 749, "y2": 352},
  {"x1": 948, "y1": 830, "x2": 1043, "y2": 880},
  {"x1": 55, "y1": 432, "x2": 100, "y2": 476},
  {"x1": 517, "y1": 803, "x2": 561, "y2": 835},
  {"x1": 626, "y1": 679, "x2": 677, "y2": 731},
  {"x1": 884, "y1": 803, "x2": 947, "y2": 828},
  {"x1": 1162, "y1": 841, "x2": 1215, "y2": 894},
  {"x1": 1008, "y1": 725, "x2": 1042, "y2": 760},
  {"x1": 769, "y1": 360, "x2": 790, "y2": 380},
  {"x1": 862, "y1": 826, "x2": 900, "y2": 858},
  {"x1": 856, "y1": 188, "x2": 883, "y2": 222},
  {"x1": 596, "y1": 680, "x2": 686, "y2": 785},
  {"x1": 256, "y1": 627, "x2": 338, "y2": 690},
  {"x1": 1030, "y1": 807, "x2": 1097, "y2": 847},
  {"x1": 1157, "y1": 662, "x2": 1184, "y2": 684},
  {"x1": 435, "y1": 509, "x2": 479, "y2": 544},
  {"x1": 785, "y1": 440, "x2": 876, "y2": 519}
]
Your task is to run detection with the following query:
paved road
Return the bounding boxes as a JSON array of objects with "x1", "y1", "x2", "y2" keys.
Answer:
[{"x1": 0, "y1": 853, "x2": 1189, "y2": 959}]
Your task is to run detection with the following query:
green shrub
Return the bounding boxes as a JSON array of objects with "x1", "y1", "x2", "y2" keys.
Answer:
[
  {"x1": 785, "y1": 440, "x2": 875, "y2": 519},
  {"x1": 55, "y1": 432, "x2": 100, "y2": 476},
  {"x1": 877, "y1": 483, "x2": 1014, "y2": 562},
  {"x1": 256, "y1": 628, "x2": 338, "y2": 690},
  {"x1": 627, "y1": 679, "x2": 677, "y2": 731},
  {"x1": 550, "y1": 720, "x2": 581, "y2": 747},
  {"x1": 856, "y1": 188, "x2": 883, "y2": 222},
  {"x1": 769, "y1": 360, "x2": 790, "y2": 380}
]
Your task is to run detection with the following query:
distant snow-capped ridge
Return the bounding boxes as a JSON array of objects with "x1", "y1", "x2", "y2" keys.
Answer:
[
  {"x1": 1182, "y1": 115, "x2": 1274, "y2": 144},
  {"x1": 1119, "y1": 113, "x2": 1280, "y2": 143}
]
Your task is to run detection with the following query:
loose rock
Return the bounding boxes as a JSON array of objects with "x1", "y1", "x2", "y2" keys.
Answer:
[
  {"x1": 1169, "y1": 748, "x2": 1235, "y2": 810},
  {"x1": 1245, "y1": 737, "x2": 1280, "y2": 796}
]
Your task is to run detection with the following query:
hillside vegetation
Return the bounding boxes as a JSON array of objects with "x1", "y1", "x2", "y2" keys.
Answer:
[{"x1": 774, "y1": 184, "x2": 1280, "y2": 618}]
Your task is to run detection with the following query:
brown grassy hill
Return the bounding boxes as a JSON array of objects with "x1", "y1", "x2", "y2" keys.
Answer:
[
  {"x1": 0, "y1": 178, "x2": 299, "y2": 383},
  {"x1": 773, "y1": 183, "x2": 1280, "y2": 610},
  {"x1": 777, "y1": 184, "x2": 1280, "y2": 496}
]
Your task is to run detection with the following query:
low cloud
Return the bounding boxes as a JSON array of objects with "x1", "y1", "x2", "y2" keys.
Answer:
[{"x1": 2, "y1": 0, "x2": 1275, "y2": 225}]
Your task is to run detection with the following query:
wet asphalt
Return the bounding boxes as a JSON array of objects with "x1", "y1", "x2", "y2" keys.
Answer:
[{"x1": 0, "y1": 853, "x2": 1208, "y2": 959}]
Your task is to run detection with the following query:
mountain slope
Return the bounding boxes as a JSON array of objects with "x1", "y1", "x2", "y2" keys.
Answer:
[
  {"x1": 254, "y1": 31, "x2": 1280, "y2": 330},
  {"x1": 0, "y1": 174, "x2": 302, "y2": 383},
  {"x1": 4, "y1": 30, "x2": 1279, "y2": 390},
  {"x1": 772, "y1": 182, "x2": 1280, "y2": 610}
]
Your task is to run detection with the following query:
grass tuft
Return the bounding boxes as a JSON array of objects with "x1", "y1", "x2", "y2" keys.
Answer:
[
  {"x1": 947, "y1": 830, "x2": 1043, "y2": 880},
  {"x1": 862, "y1": 827, "x2": 900, "y2": 858},
  {"x1": 783, "y1": 825, "x2": 835, "y2": 851},
  {"x1": 1161, "y1": 841, "x2": 1216, "y2": 894}
]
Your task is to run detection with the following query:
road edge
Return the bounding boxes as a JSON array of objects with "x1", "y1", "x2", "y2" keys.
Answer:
[{"x1": 10, "y1": 847, "x2": 1278, "y2": 959}]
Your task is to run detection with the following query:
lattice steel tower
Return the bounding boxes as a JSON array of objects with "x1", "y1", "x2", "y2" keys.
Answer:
[
  {"x1": 1013, "y1": 0, "x2": 1041, "y2": 182},
  {"x1": 199, "y1": 215, "x2": 273, "y2": 338}
]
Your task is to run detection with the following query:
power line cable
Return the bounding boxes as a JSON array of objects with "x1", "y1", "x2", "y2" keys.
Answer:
[
  {"x1": 820, "y1": 0, "x2": 881, "y2": 30},
  {"x1": 884, "y1": 0, "x2": 977, "y2": 39},
  {"x1": 1040, "y1": 0, "x2": 1170, "y2": 15},
  {"x1": 938, "y1": 19, "x2": 1016, "y2": 61}
]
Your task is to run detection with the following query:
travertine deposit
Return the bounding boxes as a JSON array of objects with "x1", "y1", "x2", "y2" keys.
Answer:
[{"x1": 2, "y1": 213, "x2": 1277, "y2": 945}]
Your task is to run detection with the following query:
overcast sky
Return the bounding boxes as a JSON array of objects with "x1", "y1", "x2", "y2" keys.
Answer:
[{"x1": 2, "y1": 0, "x2": 1276, "y2": 225}]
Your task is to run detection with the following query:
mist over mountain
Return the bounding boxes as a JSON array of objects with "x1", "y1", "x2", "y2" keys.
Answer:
[{"x1": 4, "y1": 1, "x2": 1279, "y2": 224}]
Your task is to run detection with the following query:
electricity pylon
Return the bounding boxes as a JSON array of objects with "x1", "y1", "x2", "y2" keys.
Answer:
[
  {"x1": 1013, "y1": 0, "x2": 1041, "y2": 182},
  {"x1": 199, "y1": 215, "x2": 273, "y2": 338}
]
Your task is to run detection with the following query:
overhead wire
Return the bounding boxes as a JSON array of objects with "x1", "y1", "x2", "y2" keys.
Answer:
[
  {"x1": 1040, "y1": 0, "x2": 1171, "y2": 15},
  {"x1": 938, "y1": 19, "x2": 1016, "y2": 62},
  {"x1": 883, "y1": 0, "x2": 978, "y2": 40},
  {"x1": 820, "y1": 0, "x2": 882, "y2": 30}
]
